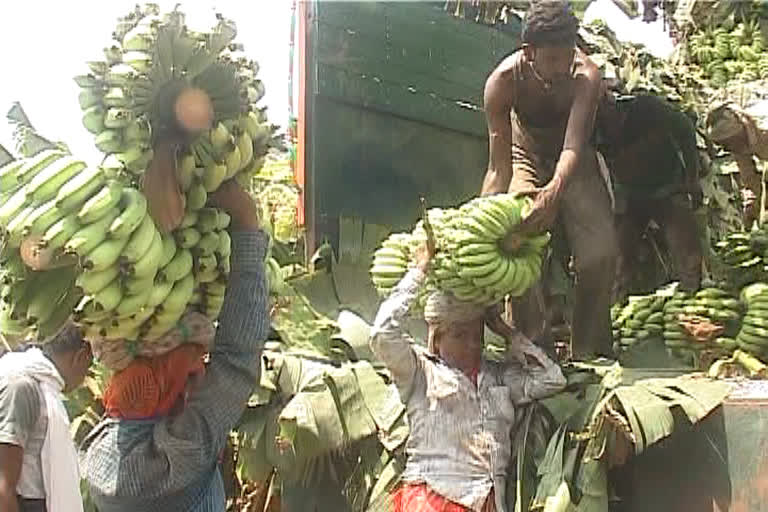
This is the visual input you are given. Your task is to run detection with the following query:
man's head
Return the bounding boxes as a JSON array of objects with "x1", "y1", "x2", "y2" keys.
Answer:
[
  {"x1": 40, "y1": 323, "x2": 92, "y2": 393},
  {"x1": 424, "y1": 292, "x2": 485, "y2": 375},
  {"x1": 521, "y1": 0, "x2": 579, "y2": 85}
]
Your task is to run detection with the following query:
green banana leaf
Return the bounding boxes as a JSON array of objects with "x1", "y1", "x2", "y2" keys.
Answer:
[
  {"x1": 6, "y1": 102, "x2": 61, "y2": 158},
  {"x1": 0, "y1": 143, "x2": 13, "y2": 167}
]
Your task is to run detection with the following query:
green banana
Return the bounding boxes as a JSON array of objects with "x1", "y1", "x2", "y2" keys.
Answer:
[
  {"x1": 83, "y1": 235, "x2": 130, "y2": 271},
  {"x1": 176, "y1": 227, "x2": 201, "y2": 248},
  {"x1": 41, "y1": 214, "x2": 81, "y2": 250},
  {"x1": 195, "y1": 267, "x2": 219, "y2": 284},
  {"x1": 145, "y1": 279, "x2": 175, "y2": 308},
  {"x1": 91, "y1": 279, "x2": 122, "y2": 312},
  {"x1": 15, "y1": 150, "x2": 67, "y2": 186},
  {"x1": 203, "y1": 162, "x2": 227, "y2": 192},
  {"x1": 22, "y1": 199, "x2": 67, "y2": 237},
  {"x1": 217, "y1": 230, "x2": 231, "y2": 258},
  {"x1": 160, "y1": 273, "x2": 195, "y2": 312},
  {"x1": 26, "y1": 157, "x2": 87, "y2": 202},
  {"x1": 457, "y1": 243, "x2": 498, "y2": 258},
  {"x1": 159, "y1": 249, "x2": 193, "y2": 282},
  {"x1": 95, "y1": 130, "x2": 123, "y2": 153},
  {"x1": 77, "y1": 265, "x2": 120, "y2": 295},
  {"x1": 0, "y1": 160, "x2": 25, "y2": 191},
  {"x1": 0, "y1": 185, "x2": 30, "y2": 228},
  {"x1": 196, "y1": 254, "x2": 218, "y2": 273},
  {"x1": 217, "y1": 211, "x2": 231, "y2": 230},
  {"x1": 125, "y1": 230, "x2": 163, "y2": 278},
  {"x1": 120, "y1": 214, "x2": 157, "y2": 263},
  {"x1": 180, "y1": 210, "x2": 199, "y2": 229},
  {"x1": 55, "y1": 166, "x2": 106, "y2": 213},
  {"x1": 458, "y1": 250, "x2": 498, "y2": 267},
  {"x1": 194, "y1": 232, "x2": 219, "y2": 256},
  {"x1": 65, "y1": 208, "x2": 120, "y2": 256},
  {"x1": 159, "y1": 234, "x2": 177, "y2": 268},
  {"x1": 195, "y1": 208, "x2": 219, "y2": 233},
  {"x1": 218, "y1": 255, "x2": 231, "y2": 275},
  {"x1": 77, "y1": 181, "x2": 123, "y2": 224},
  {"x1": 115, "y1": 286, "x2": 153, "y2": 317},
  {"x1": 82, "y1": 106, "x2": 106, "y2": 134},
  {"x1": 459, "y1": 259, "x2": 501, "y2": 279},
  {"x1": 474, "y1": 258, "x2": 509, "y2": 289},
  {"x1": 103, "y1": 87, "x2": 130, "y2": 107},
  {"x1": 109, "y1": 188, "x2": 147, "y2": 239},
  {"x1": 6, "y1": 206, "x2": 36, "y2": 247},
  {"x1": 185, "y1": 181, "x2": 207, "y2": 211}
]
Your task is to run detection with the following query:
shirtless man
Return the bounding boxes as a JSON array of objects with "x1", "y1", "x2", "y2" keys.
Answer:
[{"x1": 481, "y1": 0, "x2": 616, "y2": 358}]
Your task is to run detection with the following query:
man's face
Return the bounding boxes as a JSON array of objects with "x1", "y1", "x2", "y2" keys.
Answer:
[
  {"x1": 431, "y1": 320, "x2": 484, "y2": 373},
  {"x1": 525, "y1": 44, "x2": 575, "y2": 85},
  {"x1": 63, "y1": 344, "x2": 93, "y2": 393}
]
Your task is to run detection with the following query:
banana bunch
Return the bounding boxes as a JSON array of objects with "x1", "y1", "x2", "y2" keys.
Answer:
[
  {"x1": 713, "y1": 230, "x2": 768, "y2": 287},
  {"x1": 370, "y1": 195, "x2": 549, "y2": 306},
  {"x1": 0, "y1": 148, "x2": 233, "y2": 362},
  {"x1": 662, "y1": 287, "x2": 742, "y2": 352},
  {"x1": 736, "y1": 283, "x2": 768, "y2": 358},
  {"x1": 75, "y1": 4, "x2": 276, "y2": 189},
  {"x1": 685, "y1": 15, "x2": 768, "y2": 86},
  {"x1": 611, "y1": 293, "x2": 666, "y2": 352}
]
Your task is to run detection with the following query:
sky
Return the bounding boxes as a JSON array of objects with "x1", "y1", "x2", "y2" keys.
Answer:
[
  {"x1": 0, "y1": 0, "x2": 294, "y2": 164},
  {"x1": 584, "y1": 0, "x2": 675, "y2": 59}
]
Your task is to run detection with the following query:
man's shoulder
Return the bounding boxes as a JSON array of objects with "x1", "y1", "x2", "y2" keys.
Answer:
[
  {"x1": 0, "y1": 373, "x2": 42, "y2": 407},
  {"x1": 489, "y1": 51, "x2": 524, "y2": 80}
]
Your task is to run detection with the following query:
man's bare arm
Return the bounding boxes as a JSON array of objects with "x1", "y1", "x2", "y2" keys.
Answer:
[
  {"x1": 555, "y1": 61, "x2": 601, "y2": 190},
  {"x1": 481, "y1": 66, "x2": 514, "y2": 196},
  {"x1": 0, "y1": 443, "x2": 22, "y2": 512}
]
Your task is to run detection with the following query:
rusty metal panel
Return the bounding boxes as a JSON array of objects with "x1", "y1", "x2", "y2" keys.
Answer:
[{"x1": 614, "y1": 380, "x2": 768, "y2": 512}]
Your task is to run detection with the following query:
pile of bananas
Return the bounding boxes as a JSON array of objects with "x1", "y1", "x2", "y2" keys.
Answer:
[
  {"x1": 686, "y1": 16, "x2": 768, "y2": 86},
  {"x1": 713, "y1": 230, "x2": 768, "y2": 287},
  {"x1": 736, "y1": 283, "x2": 768, "y2": 357},
  {"x1": 370, "y1": 195, "x2": 549, "y2": 306},
  {"x1": 75, "y1": 4, "x2": 275, "y2": 190},
  {"x1": 0, "y1": 149, "x2": 232, "y2": 352},
  {"x1": 662, "y1": 287, "x2": 742, "y2": 353},
  {"x1": 611, "y1": 293, "x2": 667, "y2": 352}
]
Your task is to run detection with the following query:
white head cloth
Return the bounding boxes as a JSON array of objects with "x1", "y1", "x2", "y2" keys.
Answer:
[{"x1": 423, "y1": 291, "x2": 485, "y2": 327}]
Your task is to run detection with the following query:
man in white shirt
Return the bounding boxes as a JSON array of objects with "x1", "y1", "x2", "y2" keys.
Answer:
[{"x1": 0, "y1": 324, "x2": 92, "y2": 512}]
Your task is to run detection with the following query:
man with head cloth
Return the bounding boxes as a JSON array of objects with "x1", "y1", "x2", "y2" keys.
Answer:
[{"x1": 370, "y1": 244, "x2": 566, "y2": 512}]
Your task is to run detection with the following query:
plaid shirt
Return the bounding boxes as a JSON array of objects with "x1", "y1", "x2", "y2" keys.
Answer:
[
  {"x1": 79, "y1": 230, "x2": 270, "y2": 512},
  {"x1": 370, "y1": 268, "x2": 566, "y2": 512}
]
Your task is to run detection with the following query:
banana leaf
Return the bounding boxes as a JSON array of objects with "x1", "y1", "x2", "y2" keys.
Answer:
[
  {"x1": 6, "y1": 102, "x2": 60, "y2": 158},
  {"x1": 0, "y1": 143, "x2": 12, "y2": 167},
  {"x1": 271, "y1": 285, "x2": 339, "y2": 357}
]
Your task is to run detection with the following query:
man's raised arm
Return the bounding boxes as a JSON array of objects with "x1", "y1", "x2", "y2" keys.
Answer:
[{"x1": 481, "y1": 66, "x2": 515, "y2": 196}]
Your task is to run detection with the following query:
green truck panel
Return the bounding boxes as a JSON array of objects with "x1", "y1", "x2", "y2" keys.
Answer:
[{"x1": 307, "y1": 1, "x2": 521, "y2": 234}]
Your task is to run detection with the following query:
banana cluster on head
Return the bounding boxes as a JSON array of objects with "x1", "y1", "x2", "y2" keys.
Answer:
[
  {"x1": 0, "y1": 147, "x2": 233, "y2": 361},
  {"x1": 74, "y1": 3, "x2": 276, "y2": 192},
  {"x1": 370, "y1": 194, "x2": 551, "y2": 308}
]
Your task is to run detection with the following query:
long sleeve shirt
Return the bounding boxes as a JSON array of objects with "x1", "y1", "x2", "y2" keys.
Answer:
[
  {"x1": 79, "y1": 230, "x2": 270, "y2": 512},
  {"x1": 370, "y1": 268, "x2": 566, "y2": 512}
]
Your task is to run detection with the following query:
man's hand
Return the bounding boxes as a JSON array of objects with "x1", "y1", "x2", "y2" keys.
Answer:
[
  {"x1": 209, "y1": 180, "x2": 260, "y2": 230},
  {"x1": 0, "y1": 443, "x2": 22, "y2": 512},
  {"x1": 414, "y1": 233, "x2": 436, "y2": 273},
  {"x1": 517, "y1": 181, "x2": 563, "y2": 235}
]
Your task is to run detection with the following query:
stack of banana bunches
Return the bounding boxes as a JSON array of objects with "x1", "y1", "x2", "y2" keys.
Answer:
[
  {"x1": 736, "y1": 283, "x2": 768, "y2": 359},
  {"x1": 611, "y1": 293, "x2": 667, "y2": 353},
  {"x1": 0, "y1": 5, "x2": 276, "y2": 370},
  {"x1": 661, "y1": 287, "x2": 743, "y2": 357},
  {"x1": 370, "y1": 195, "x2": 550, "y2": 307},
  {"x1": 714, "y1": 230, "x2": 768, "y2": 287}
]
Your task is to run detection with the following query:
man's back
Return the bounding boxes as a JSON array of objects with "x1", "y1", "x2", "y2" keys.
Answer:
[{"x1": 0, "y1": 373, "x2": 47, "y2": 501}]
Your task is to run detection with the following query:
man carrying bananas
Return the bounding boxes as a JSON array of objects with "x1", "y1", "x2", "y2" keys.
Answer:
[
  {"x1": 0, "y1": 325, "x2": 92, "y2": 512},
  {"x1": 597, "y1": 93, "x2": 704, "y2": 299},
  {"x1": 481, "y1": 0, "x2": 617, "y2": 358},
  {"x1": 79, "y1": 180, "x2": 270, "y2": 512},
  {"x1": 370, "y1": 237, "x2": 566, "y2": 512}
]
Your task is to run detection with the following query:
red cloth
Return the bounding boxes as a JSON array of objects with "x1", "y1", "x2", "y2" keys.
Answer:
[
  {"x1": 393, "y1": 484, "x2": 495, "y2": 512},
  {"x1": 103, "y1": 343, "x2": 206, "y2": 419}
]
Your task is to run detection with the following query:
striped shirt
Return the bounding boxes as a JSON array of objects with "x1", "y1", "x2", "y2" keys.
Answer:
[
  {"x1": 370, "y1": 268, "x2": 566, "y2": 512},
  {"x1": 79, "y1": 230, "x2": 270, "y2": 512}
]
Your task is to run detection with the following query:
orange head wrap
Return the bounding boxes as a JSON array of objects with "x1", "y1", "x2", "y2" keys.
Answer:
[{"x1": 102, "y1": 313, "x2": 215, "y2": 420}]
